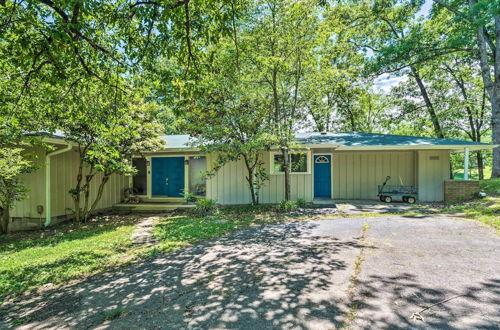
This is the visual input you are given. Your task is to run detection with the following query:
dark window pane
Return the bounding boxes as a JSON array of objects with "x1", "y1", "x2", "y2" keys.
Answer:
[
  {"x1": 274, "y1": 154, "x2": 285, "y2": 172},
  {"x1": 291, "y1": 153, "x2": 307, "y2": 172},
  {"x1": 132, "y1": 158, "x2": 147, "y2": 195}
]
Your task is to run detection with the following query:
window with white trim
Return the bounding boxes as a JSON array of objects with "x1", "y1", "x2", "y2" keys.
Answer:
[{"x1": 271, "y1": 152, "x2": 309, "y2": 174}]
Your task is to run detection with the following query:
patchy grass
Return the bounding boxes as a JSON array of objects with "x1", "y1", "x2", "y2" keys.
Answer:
[
  {"x1": 102, "y1": 308, "x2": 129, "y2": 322},
  {"x1": 0, "y1": 215, "x2": 148, "y2": 300},
  {"x1": 422, "y1": 178, "x2": 500, "y2": 231},
  {"x1": 480, "y1": 177, "x2": 500, "y2": 195},
  {"x1": 154, "y1": 215, "x2": 251, "y2": 252}
]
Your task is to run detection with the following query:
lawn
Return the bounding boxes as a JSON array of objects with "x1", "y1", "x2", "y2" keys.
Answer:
[
  {"x1": 0, "y1": 215, "x2": 148, "y2": 300},
  {"x1": 153, "y1": 204, "x2": 293, "y2": 252},
  {"x1": 431, "y1": 178, "x2": 500, "y2": 230},
  {"x1": 0, "y1": 206, "x2": 301, "y2": 300}
]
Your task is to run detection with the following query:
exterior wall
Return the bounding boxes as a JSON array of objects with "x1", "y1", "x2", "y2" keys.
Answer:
[
  {"x1": 10, "y1": 146, "x2": 47, "y2": 219},
  {"x1": 50, "y1": 149, "x2": 128, "y2": 218},
  {"x1": 206, "y1": 151, "x2": 312, "y2": 204},
  {"x1": 206, "y1": 150, "x2": 421, "y2": 203},
  {"x1": 444, "y1": 180, "x2": 479, "y2": 202},
  {"x1": 10, "y1": 146, "x2": 128, "y2": 231},
  {"x1": 417, "y1": 150, "x2": 450, "y2": 202},
  {"x1": 332, "y1": 151, "x2": 416, "y2": 200}
]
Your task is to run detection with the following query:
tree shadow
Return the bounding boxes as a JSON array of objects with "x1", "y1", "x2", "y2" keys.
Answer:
[
  {"x1": 352, "y1": 273, "x2": 500, "y2": 329},
  {"x1": 0, "y1": 221, "x2": 368, "y2": 329}
]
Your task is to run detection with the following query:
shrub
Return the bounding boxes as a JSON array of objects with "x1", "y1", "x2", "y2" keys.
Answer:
[
  {"x1": 195, "y1": 198, "x2": 218, "y2": 216},
  {"x1": 182, "y1": 190, "x2": 198, "y2": 203},
  {"x1": 296, "y1": 198, "x2": 307, "y2": 208},
  {"x1": 278, "y1": 200, "x2": 298, "y2": 212}
]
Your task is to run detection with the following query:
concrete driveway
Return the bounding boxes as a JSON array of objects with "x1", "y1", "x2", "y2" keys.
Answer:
[{"x1": 1, "y1": 215, "x2": 499, "y2": 329}]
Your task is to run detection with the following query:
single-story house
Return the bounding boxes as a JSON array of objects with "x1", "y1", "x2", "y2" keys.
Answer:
[{"x1": 9, "y1": 131, "x2": 497, "y2": 231}]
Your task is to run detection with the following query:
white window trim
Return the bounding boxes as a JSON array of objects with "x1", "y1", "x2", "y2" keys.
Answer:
[{"x1": 269, "y1": 150, "x2": 312, "y2": 175}]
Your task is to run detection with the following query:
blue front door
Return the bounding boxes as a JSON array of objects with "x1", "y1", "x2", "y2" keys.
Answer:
[
  {"x1": 314, "y1": 155, "x2": 332, "y2": 198},
  {"x1": 152, "y1": 157, "x2": 185, "y2": 197}
]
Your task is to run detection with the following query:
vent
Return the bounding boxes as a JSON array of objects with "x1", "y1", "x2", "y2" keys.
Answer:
[{"x1": 429, "y1": 156, "x2": 440, "y2": 160}]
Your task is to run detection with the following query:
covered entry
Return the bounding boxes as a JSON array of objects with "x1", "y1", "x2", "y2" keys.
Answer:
[
  {"x1": 314, "y1": 155, "x2": 332, "y2": 198},
  {"x1": 151, "y1": 157, "x2": 185, "y2": 197}
]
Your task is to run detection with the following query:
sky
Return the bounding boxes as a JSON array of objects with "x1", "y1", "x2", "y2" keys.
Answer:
[{"x1": 373, "y1": 0, "x2": 433, "y2": 93}]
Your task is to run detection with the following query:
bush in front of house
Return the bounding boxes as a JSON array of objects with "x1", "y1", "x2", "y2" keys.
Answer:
[
  {"x1": 195, "y1": 198, "x2": 219, "y2": 216},
  {"x1": 296, "y1": 198, "x2": 307, "y2": 208},
  {"x1": 278, "y1": 200, "x2": 298, "y2": 212},
  {"x1": 182, "y1": 190, "x2": 198, "y2": 203}
]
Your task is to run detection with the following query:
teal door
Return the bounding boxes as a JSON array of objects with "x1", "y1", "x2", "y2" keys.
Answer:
[
  {"x1": 314, "y1": 155, "x2": 331, "y2": 198},
  {"x1": 152, "y1": 157, "x2": 185, "y2": 197}
]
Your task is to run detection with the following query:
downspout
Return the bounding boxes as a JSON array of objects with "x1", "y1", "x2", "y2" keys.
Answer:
[{"x1": 45, "y1": 144, "x2": 72, "y2": 226}]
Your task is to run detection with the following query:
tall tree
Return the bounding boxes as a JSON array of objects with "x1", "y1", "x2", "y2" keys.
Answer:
[
  {"x1": 177, "y1": 39, "x2": 275, "y2": 204},
  {"x1": 430, "y1": 0, "x2": 500, "y2": 177},
  {"x1": 245, "y1": 0, "x2": 319, "y2": 200}
]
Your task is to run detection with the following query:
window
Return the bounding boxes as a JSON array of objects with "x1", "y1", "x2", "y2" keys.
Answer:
[
  {"x1": 132, "y1": 158, "x2": 148, "y2": 195},
  {"x1": 189, "y1": 156, "x2": 207, "y2": 196},
  {"x1": 272, "y1": 152, "x2": 309, "y2": 174},
  {"x1": 315, "y1": 155, "x2": 329, "y2": 163}
]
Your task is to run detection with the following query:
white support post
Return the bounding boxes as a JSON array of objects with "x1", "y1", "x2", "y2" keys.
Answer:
[{"x1": 464, "y1": 147, "x2": 470, "y2": 180}]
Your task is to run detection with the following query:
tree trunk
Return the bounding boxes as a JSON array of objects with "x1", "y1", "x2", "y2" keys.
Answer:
[
  {"x1": 282, "y1": 148, "x2": 291, "y2": 201},
  {"x1": 469, "y1": 1, "x2": 500, "y2": 177},
  {"x1": 411, "y1": 66, "x2": 454, "y2": 178},
  {"x1": 410, "y1": 66, "x2": 445, "y2": 139},
  {"x1": 491, "y1": 97, "x2": 500, "y2": 177},
  {"x1": 0, "y1": 207, "x2": 9, "y2": 234},
  {"x1": 476, "y1": 151, "x2": 484, "y2": 180},
  {"x1": 243, "y1": 156, "x2": 257, "y2": 205},
  {"x1": 88, "y1": 174, "x2": 110, "y2": 216}
]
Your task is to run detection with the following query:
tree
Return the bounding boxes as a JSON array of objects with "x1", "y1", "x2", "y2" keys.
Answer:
[
  {"x1": 52, "y1": 82, "x2": 164, "y2": 222},
  {"x1": 176, "y1": 36, "x2": 275, "y2": 204},
  {"x1": 245, "y1": 0, "x2": 319, "y2": 200},
  {"x1": 0, "y1": 143, "x2": 39, "y2": 234},
  {"x1": 429, "y1": 0, "x2": 500, "y2": 177}
]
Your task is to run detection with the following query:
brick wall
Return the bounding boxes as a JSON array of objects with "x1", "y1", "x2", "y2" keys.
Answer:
[{"x1": 444, "y1": 180, "x2": 480, "y2": 202}]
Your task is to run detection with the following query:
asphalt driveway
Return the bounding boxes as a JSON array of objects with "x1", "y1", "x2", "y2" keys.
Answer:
[{"x1": 1, "y1": 215, "x2": 499, "y2": 329}]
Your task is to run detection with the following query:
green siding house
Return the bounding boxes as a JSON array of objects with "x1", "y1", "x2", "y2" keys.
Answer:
[{"x1": 9, "y1": 132, "x2": 497, "y2": 231}]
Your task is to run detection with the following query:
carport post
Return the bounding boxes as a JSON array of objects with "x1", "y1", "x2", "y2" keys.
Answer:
[{"x1": 464, "y1": 147, "x2": 469, "y2": 180}]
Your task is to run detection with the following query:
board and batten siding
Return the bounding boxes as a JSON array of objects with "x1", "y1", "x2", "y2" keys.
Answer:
[
  {"x1": 206, "y1": 151, "x2": 312, "y2": 204},
  {"x1": 417, "y1": 150, "x2": 450, "y2": 202},
  {"x1": 50, "y1": 149, "x2": 128, "y2": 218},
  {"x1": 332, "y1": 151, "x2": 416, "y2": 200},
  {"x1": 10, "y1": 146, "x2": 47, "y2": 219},
  {"x1": 11, "y1": 146, "x2": 128, "y2": 223}
]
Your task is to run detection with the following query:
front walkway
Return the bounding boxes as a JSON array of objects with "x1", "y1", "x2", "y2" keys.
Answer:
[{"x1": 1, "y1": 215, "x2": 498, "y2": 329}]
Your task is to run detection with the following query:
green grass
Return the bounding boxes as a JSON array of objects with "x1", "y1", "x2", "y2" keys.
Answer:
[
  {"x1": 426, "y1": 178, "x2": 500, "y2": 231},
  {"x1": 453, "y1": 166, "x2": 492, "y2": 180},
  {"x1": 480, "y1": 177, "x2": 500, "y2": 195},
  {"x1": 0, "y1": 216, "x2": 147, "y2": 300},
  {"x1": 154, "y1": 215, "x2": 250, "y2": 252}
]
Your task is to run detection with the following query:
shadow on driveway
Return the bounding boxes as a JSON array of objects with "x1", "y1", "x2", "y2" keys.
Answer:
[{"x1": 1, "y1": 221, "x2": 365, "y2": 329}]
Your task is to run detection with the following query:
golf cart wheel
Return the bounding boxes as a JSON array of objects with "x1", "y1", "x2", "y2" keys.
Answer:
[
  {"x1": 379, "y1": 195, "x2": 385, "y2": 202},
  {"x1": 407, "y1": 197, "x2": 416, "y2": 204},
  {"x1": 383, "y1": 196, "x2": 392, "y2": 203},
  {"x1": 402, "y1": 196, "x2": 408, "y2": 202}
]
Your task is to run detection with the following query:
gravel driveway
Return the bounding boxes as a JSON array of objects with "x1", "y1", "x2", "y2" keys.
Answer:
[{"x1": 1, "y1": 215, "x2": 499, "y2": 329}]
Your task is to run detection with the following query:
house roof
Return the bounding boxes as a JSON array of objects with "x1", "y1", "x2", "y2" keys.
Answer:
[
  {"x1": 34, "y1": 131, "x2": 496, "y2": 152},
  {"x1": 161, "y1": 132, "x2": 496, "y2": 152}
]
